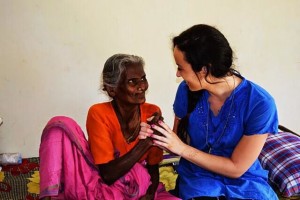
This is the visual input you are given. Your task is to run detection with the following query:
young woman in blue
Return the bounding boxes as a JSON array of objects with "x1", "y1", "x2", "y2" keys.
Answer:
[{"x1": 139, "y1": 24, "x2": 279, "y2": 200}]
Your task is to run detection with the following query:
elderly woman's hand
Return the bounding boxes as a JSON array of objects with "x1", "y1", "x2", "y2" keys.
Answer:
[
  {"x1": 138, "y1": 121, "x2": 154, "y2": 140},
  {"x1": 139, "y1": 112, "x2": 163, "y2": 140}
]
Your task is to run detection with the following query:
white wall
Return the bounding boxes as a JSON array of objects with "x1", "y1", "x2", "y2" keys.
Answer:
[{"x1": 1, "y1": 0, "x2": 299, "y2": 158}]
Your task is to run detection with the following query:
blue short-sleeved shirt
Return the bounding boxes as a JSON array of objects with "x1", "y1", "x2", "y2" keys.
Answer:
[{"x1": 173, "y1": 78, "x2": 279, "y2": 200}]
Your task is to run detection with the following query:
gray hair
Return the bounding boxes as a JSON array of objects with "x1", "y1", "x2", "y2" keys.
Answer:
[{"x1": 101, "y1": 54, "x2": 145, "y2": 92}]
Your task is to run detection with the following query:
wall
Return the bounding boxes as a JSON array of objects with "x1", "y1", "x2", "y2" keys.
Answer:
[{"x1": 0, "y1": 0, "x2": 299, "y2": 157}]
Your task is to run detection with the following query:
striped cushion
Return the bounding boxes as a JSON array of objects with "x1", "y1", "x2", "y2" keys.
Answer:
[{"x1": 259, "y1": 132, "x2": 300, "y2": 197}]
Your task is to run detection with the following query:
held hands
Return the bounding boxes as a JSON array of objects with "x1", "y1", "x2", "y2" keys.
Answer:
[
  {"x1": 147, "y1": 112, "x2": 164, "y2": 137},
  {"x1": 139, "y1": 114, "x2": 187, "y2": 156}
]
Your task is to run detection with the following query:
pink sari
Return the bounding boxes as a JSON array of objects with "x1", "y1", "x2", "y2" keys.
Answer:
[{"x1": 39, "y1": 116, "x2": 180, "y2": 200}]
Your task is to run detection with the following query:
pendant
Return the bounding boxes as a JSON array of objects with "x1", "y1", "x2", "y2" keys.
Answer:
[{"x1": 208, "y1": 147, "x2": 212, "y2": 154}]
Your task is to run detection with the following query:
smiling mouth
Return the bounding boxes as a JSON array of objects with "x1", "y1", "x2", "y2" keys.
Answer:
[
  {"x1": 136, "y1": 92, "x2": 145, "y2": 96},
  {"x1": 134, "y1": 92, "x2": 145, "y2": 99}
]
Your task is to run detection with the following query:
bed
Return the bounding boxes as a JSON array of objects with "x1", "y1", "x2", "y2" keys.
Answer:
[{"x1": 1, "y1": 125, "x2": 300, "y2": 200}]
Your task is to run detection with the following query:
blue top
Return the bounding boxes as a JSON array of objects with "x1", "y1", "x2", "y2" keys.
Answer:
[{"x1": 173, "y1": 78, "x2": 279, "y2": 200}]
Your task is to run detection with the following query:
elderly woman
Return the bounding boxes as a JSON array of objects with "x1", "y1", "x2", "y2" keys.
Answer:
[{"x1": 39, "y1": 54, "x2": 179, "y2": 200}]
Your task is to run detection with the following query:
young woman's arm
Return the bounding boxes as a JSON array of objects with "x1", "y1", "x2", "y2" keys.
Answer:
[
  {"x1": 177, "y1": 133, "x2": 268, "y2": 178},
  {"x1": 140, "y1": 121, "x2": 268, "y2": 178}
]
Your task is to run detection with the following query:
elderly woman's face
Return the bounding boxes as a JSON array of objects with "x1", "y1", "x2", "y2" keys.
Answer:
[{"x1": 115, "y1": 64, "x2": 148, "y2": 105}]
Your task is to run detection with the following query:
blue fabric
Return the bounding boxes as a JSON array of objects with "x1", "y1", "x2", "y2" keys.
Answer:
[{"x1": 173, "y1": 78, "x2": 279, "y2": 200}]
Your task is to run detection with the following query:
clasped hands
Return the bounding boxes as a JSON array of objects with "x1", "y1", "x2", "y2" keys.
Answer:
[{"x1": 138, "y1": 112, "x2": 186, "y2": 156}]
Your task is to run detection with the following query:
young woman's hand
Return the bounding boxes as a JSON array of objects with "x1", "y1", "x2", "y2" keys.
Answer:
[{"x1": 139, "y1": 120, "x2": 188, "y2": 156}]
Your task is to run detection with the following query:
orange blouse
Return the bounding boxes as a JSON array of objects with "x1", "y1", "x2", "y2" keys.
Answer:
[{"x1": 86, "y1": 102, "x2": 163, "y2": 166}]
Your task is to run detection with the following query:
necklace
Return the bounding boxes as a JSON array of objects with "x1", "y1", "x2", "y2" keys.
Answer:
[
  {"x1": 111, "y1": 100, "x2": 141, "y2": 144},
  {"x1": 205, "y1": 76, "x2": 236, "y2": 154},
  {"x1": 124, "y1": 121, "x2": 141, "y2": 143}
]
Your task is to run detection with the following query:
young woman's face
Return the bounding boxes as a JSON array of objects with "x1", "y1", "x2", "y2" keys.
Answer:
[
  {"x1": 114, "y1": 64, "x2": 148, "y2": 105},
  {"x1": 173, "y1": 46, "x2": 202, "y2": 91}
]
